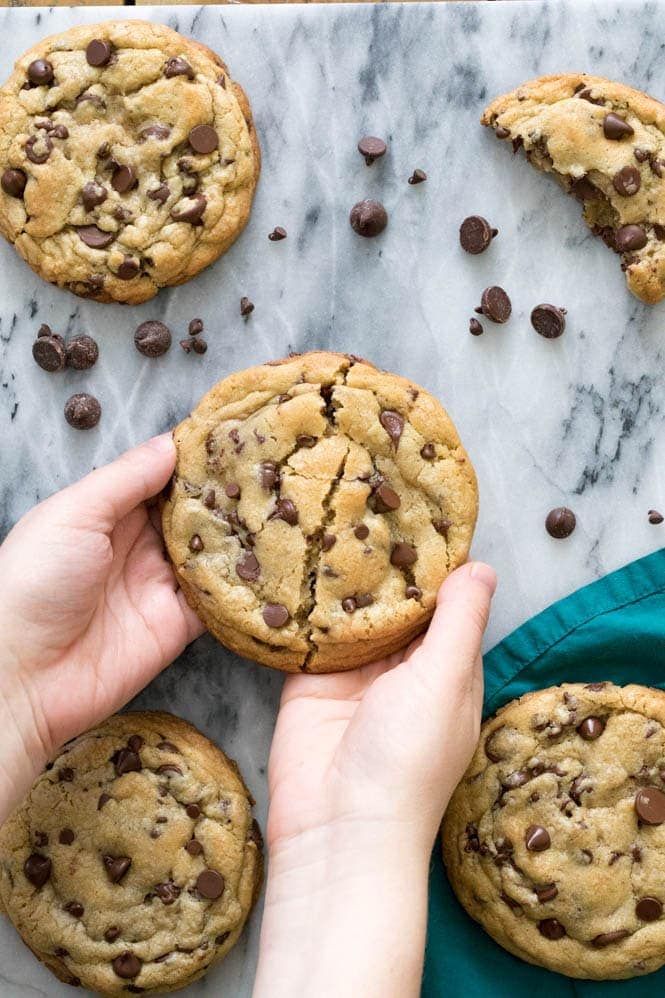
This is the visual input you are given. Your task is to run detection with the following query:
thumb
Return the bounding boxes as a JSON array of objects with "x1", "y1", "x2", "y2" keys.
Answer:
[{"x1": 46, "y1": 433, "x2": 176, "y2": 533}]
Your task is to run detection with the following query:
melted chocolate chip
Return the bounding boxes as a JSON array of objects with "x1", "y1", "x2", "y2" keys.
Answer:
[
  {"x1": 64, "y1": 901, "x2": 84, "y2": 918},
  {"x1": 164, "y1": 57, "x2": 194, "y2": 80},
  {"x1": 525, "y1": 825, "x2": 551, "y2": 852},
  {"x1": 577, "y1": 717, "x2": 605, "y2": 740},
  {"x1": 538, "y1": 918, "x2": 566, "y2": 940},
  {"x1": 171, "y1": 194, "x2": 207, "y2": 224},
  {"x1": 59, "y1": 828, "x2": 75, "y2": 845},
  {"x1": 185, "y1": 839, "x2": 203, "y2": 856},
  {"x1": 112, "y1": 952, "x2": 142, "y2": 980},
  {"x1": 154, "y1": 880, "x2": 181, "y2": 905},
  {"x1": 24, "y1": 853, "x2": 51, "y2": 888},
  {"x1": 103, "y1": 855, "x2": 132, "y2": 884},
  {"x1": 613, "y1": 165, "x2": 641, "y2": 197},
  {"x1": 390, "y1": 542, "x2": 417, "y2": 568},
  {"x1": 615, "y1": 224, "x2": 647, "y2": 252},
  {"x1": 86, "y1": 39, "x2": 112, "y2": 67},
  {"x1": 270, "y1": 498, "x2": 299, "y2": 526},
  {"x1": 1, "y1": 168, "x2": 27, "y2": 198},
  {"x1": 236, "y1": 552, "x2": 261, "y2": 582},
  {"x1": 113, "y1": 748, "x2": 142, "y2": 776},
  {"x1": 25, "y1": 134, "x2": 52, "y2": 165},
  {"x1": 379, "y1": 410, "x2": 404, "y2": 446},
  {"x1": 591, "y1": 930, "x2": 629, "y2": 948},
  {"x1": 603, "y1": 113, "x2": 634, "y2": 140},
  {"x1": 112, "y1": 165, "x2": 137, "y2": 194},
  {"x1": 262, "y1": 603, "x2": 289, "y2": 628}
]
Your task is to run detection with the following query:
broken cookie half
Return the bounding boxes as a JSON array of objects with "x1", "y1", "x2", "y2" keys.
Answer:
[{"x1": 482, "y1": 73, "x2": 665, "y2": 304}]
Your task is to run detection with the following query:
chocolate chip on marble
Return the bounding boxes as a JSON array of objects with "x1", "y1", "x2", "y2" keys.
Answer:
[
  {"x1": 525, "y1": 824, "x2": 551, "y2": 852},
  {"x1": 577, "y1": 717, "x2": 605, "y2": 740},
  {"x1": 164, "y1": 56, "x2": 194, "y2": 80},
  {"x1": 357, "y1": 136, "x2": 387, "y2": 165},
  {"x1": 538, "y1": 918, "x2": 566, "y2": 940},
  {"x1": 479, "y1": 286, "x2": 512, "y2": 323},
  {"x1": 64, "y1": 394, "x2": 101, "y2": 430},
  {"x1": 77, "y1": 224, "x2": 115, "y2": 249},
  {"x1": 86, "y1": 39, "x2": 113, "y2": 67},
  {"x1": 148, "y1": 183, "x2": 170, "y2": 204},
  {"x1": 103, "y1": 855, "x2": 132, "y2": 884},
  {"x1": 104, "y1": 926, "x2": 120, "y2": 943},
  {"x1": 535, "y1": 884, "x2": 558, "y2": 903},
  {"x1": 459, "y1": 216, "x2": 497, "y2": 255},
  {"x1": 469, "y1": 317, "x2": 484, "y2": 336},
  {"x1": 615, "y1": 224, "x2": 647, "y2": 252},
  {"x1": 420, "y1": 443, "x2": 436, "y2": 460},
  {"x1": 635, "y1": 787, "x2": 665, "y2": 825},
  {"x1": 191, "y1": 337, "x2": 207, "y2": 354},
  {"x1": 196, "y1": 869, "x2": 225, "y2": 900},
  {"x1": 613, "y1": 165, "x2": 641, "y2": 197},
  {"x1": 112, "y1": 952, "x2": 142, "y2": 980},
  {"x1": 349, "y1": 199, "x2": 388, "y2": 237},
  {"x1": 591, "y1": 930, "x2": 630, "y2": 948},
  {"x1": 59, "y1": 828, "x2": 75, "y2": 845},
  {"x1": 33, "y1": 335, "x2": 65, "y2": 372},
  {"x1": 171, "y1": 194, "x2": 207, "y2": 223},
  {"x1": 234, "y1": 550, "x2": 260, "y2": 583},
  {"x1": 240, "y1": 296, "x2": 254, "y2": 317},
  {"x1": 321, "y1": 533, "x2": 336, "y2": 552},
  {"x1": 134, "y1": 320, "x2": 171, "y2": 358},
  {"x1": 155, "y1": 881, "x2": 181, "y2": 905},
  {"x1": 379, "y1": 409, "x2": 404, "y2": 446},
  {"x1": 64, "y1": 901, "x2": 84, "y2": 918},
  {"x1": 268, "y1": 226, "x2": 287, "y2": 241},
  {"x1": 189, "y1": 124, "x2": 219, "y2": 154},
  {"x1": 185, "y1": 839, "x2": 203, "y2": 856},
  {"x1": 117, "y1": 256, "x2": 140, "y2": 280},
  {"x1": 24, "y1": 854, "x2": 51, "y2": 888},
  {"x1": 390, "y1": 541, "x2": 417, "y2": 568},
  {"x1": 545, "y1": 506, "x2": 576, "y2": 539},
  {"x1": 113, "y1": 747, "x2": 142, "y2": 776},
  {"x1": 263, "y1": 603, "x2": 289, "y2": 627},
  {"x1": 531, "y1": 304, "x2": 566, "y2": 339},
  {"x1": 65, "y1": 334, "x2": 98, "y2": 370},
  {"x1": 2, "y1": 168, "x2": 27, "y2": 198},
  {"x1": 25, "y1": 134, "x2": 52, "y2": 164},
  {"x1": 636, "y1": 897, "x2": 663, "y2": 921},
  {"x1": 27, "y1": 59, "x2": 54, "y2": 85},
  {"x1": 408, "y1": 169, "x2": 427, "y2": 185},
  {"x1": 648, "y1": 509, "x2": 664, "y2": 524},
  {"x1": 603, "y1": 112, "x2": 634, "y2": 140}
]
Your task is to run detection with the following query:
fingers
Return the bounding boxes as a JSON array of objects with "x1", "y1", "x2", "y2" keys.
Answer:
[{"x1": 48, "y1": 433, "x2": 176, "y2": 533}]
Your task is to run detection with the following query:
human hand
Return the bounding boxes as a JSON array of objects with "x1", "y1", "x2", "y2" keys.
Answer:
[
  {"x1": 0, "y1": 434, "x2": 203, "y2": 823},
  {"x1": 254, "y1": 561, "x2": 496, "y2": 998}
]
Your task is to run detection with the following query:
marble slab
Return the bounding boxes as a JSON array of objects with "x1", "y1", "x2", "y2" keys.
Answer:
[{"x1": 1, "y1": 1, "x2": 665, "y2": 994}]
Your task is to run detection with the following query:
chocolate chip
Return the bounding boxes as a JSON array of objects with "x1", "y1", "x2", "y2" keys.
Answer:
[
  {"x1": 297, "y1": 434, "x2": 317, "y2": 448},
  {"x1": 215, "y1": 932, "x2": 230, "y2": 946},
  {"x1": 525, "y1": 824, "x2": 551, "y2": 851},
  {"x1": 164, "y1": 56, "x2": 194, "y2": 79},
  {"x1": 613, "y1": 165, "x2": 641, "y2": 197},
  {"x1": 112, "y1": 165, "x2": 137, "y2": 194},
  {"x1": 433, "y1": 517, "x2": 452, "y2": 537},
  {"x1": 157, "y1": 764, "x2": 182, "y2": 776},
  {"x1": 538, "y1": 918, "x2": 566, "y2": 940},
  {"x1": 117, "y1": 256, "x2": 140, "y2": 280},
  {"x1": 25, "y1": 134, "x2": 52, "y2": 164},
  {"x1": 354, "y1": 523, "x2": 369, "y2": 540},
  {"x1": 191, "y1": 337, "x2": 207, "y2": 354},
  {"x1": 379, "y1": 409, "x2": 404, "y2": 446},
  {"x1": 98, "y1": 793, "x2": 111, "y2": 810},
  {"x1": 54, "y1": 947, "x2": 69, "y2": 958},
  {"x1": 390, "y1": 541, "x2": 417, "y2": 568},
  {"x1": 1, "y1": 168, "x2": 27, "y2": 198},
  {"x1": 270, "y1": 498, "x2": 299, "y2": 526},
  {"x1": 260, "y1": 461, "x2": 279, "y2": 489},
  {"x1": 148, "y1": 183, "x2": 170, "y2": 204},
  {"x1": 268, "y1": 226, "x2": 287, "y2": 241},
  {"x1": 494, "y1": 126, "x2": 510, "y2": 139},
  {"x1": 372, "y1": 481, "x2": 401, "y2": 512},
  {"x1": 459, "y1": 216, "x2": 497, "y2": 255},
  {"x1": 188, "y1": 534, "x2": 204, "y2": 553},
  {"x1": 408, "y1": 169, "x2": 427, "y2": 185},
  {"x1": 80, "y1": 181, "x2": 107, "y2": 213},
  {"x1": 104, "y1": 926, "x2": 120, "y2": 943},
  {"x1": 59, "y1": 828, "x2": 75, "y2": 845},
  {"x1": 134, "y1": 321, "x2": 171, "y2": 358},
  {"x1": 615, "y1": 224, "x2": 647, "y2": 252},
  {"x1": 126, "y1": 735, "x2": 143, "y2": 753},
  {"x1": 64, "y1": 393, "x2": 101, "y2": 430},
  {"x1": 651, "y1": 158, "x2": 665, "y2": 178},
  {"x1": 469, "y1": 317, "x2": 484, "y2": 336},
  {"x1": 636, "y1": 897, "x2": 662, "y2": 921},
  {"x1": 27, "y1": 59, "x2": 54, "y2": 85},
  {"x1": 65, "y1": 334, "x2": 98, "y2": 370},
  {"x1": 321, "y1": 533, "x2": 336, "y2": 551},
  {"x1": 263, "y1": 603, "x2": 289, "y2": 628},
  {"x1": 189, "y1": 124, "x2": 219, "y2": 154},
  {"x1": 185, "y1": 839, "x2": 203, "y2": 856},
  {"x1": 357, "y1": 136, "x2": 387, "y2": 165},
  {"x1": 34, "y1": 831, "x2": 48, "y2": 847},
  {"x1": 535, "y1": 884, "x2": 558, "y2": 903},
  {"x1": 235, "y1": 551, "x2": 260, "y2": 582},
  {"x1": 196, "y1": 869, "x2": 225, "y2": 899},
  {"x1": 112, "y1": 952, "x2": 142, "y2": 980},
  {"x1": 576, "y1": 88, "x2": 604, "y2": 105},
  {"x1": 355, "y1": 593, "x2": 374, "y2": 608},
  {"x1": 545, "y1": 507, "x2": 576, "y2": 539},
  {"x1": 531, "y1": 304, "x2": 566, "y2": 339},
  {"x1": 591, "y1": 930, "x2": 629, "y2": 948},
  {"x1": 171, "y1": 194, "x2": 207, "y2": 223},
  {"x1": 350, "y1": 199, "x2": 388, "y2": 237},
  {"x1": 33, "y1": 335, "x2": 65, "y2": 372},
  {"x1": 648, "y1": 509, "x2": 664, "y2": 525},
  {"x1": 479, "y1": 286, "x2": 511, "y2": 324},
  {"x1": 86, "y1": 39, "x2": 112, "y2": 67},
  {"x1": 77, "y1": 224, "x2": 115, "y2": 249},
  {"x1": 420, "y1": 443, "x2": 436, "y2": 460},
  {"x1": 405, "y1": 585, "x2": 421, "y2": 599},
  {"x1": 24, "y1": 854, "x2": 51, "y2": 888},
  {"x1": 64, "y1": 901, "x2": 84, "y2": 918},
  {"x1": 635, "y1": 787, "x2": 665, "y2": 825},
  {"x1": 113, "y1": 748, "x2": 141, "y2": 776},
  {"x1": 342, "y1": 597, "x2": 357, "y2": 613},
  {"x1": 240, "y1": 296, "x2": 254, "y2": 317},
  {"x1": 50, "y1": 125, "x2": 69, "y2": 140},
  {"x1": 103, "y1": 855, "x2": 131, "y2": 883},
  {"x1": 58, "y1": 767, "x2": 74, "y2": 782},
  {"x1": 577, "y1": 717, "x2": 604, "y2": 740},
  {"x1": 603, "y1": 113, "x2": 634, "y2": 140},
  {"x1": 155, "y1": 881, "x2": 181, "y2": 905},
  {"x1": 186, "y1": 804, "x2": 201, "y2": 819},
  {"x1": 186, "y1": 318, "x2": 203, "y2": 338}
]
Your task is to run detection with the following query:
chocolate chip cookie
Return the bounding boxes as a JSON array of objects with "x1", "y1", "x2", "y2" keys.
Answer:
[
  {"x1": 482, "y1": 74, "x2": 665, "y2": 303},
  {"x1": 443, "y1": 682, "x2": 665, "y2": 980},
  {"x1": 0, "y1": 21, "x2": 259, "y2": 304},
  {"x1": 162, "y1": 351, "x2": 478, "y2": 673},
  {"x1": 0, "y1": 712, "x2": 263, "y2": 994}
]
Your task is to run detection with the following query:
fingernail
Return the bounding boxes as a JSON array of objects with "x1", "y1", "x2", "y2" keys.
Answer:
[
  {"x1": 469, "y1": 561, "x2": 498, "y2": 596},
  {"x1": 146, "y1": 432, "x2": 175, "y2": 454}
]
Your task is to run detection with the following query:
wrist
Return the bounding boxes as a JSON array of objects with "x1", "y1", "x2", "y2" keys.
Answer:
[{"x1": 0, "y1": 655, "x2": 49, "y2": 823}]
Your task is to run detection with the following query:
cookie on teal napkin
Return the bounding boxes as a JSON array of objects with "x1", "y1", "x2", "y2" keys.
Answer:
[{"x1": 423, "y1": 548, "x2": 665, "y2": 996}]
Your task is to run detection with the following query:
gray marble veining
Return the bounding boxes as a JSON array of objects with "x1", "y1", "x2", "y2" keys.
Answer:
[{"x1": 1, "y1": 2, "x2": 665, "y2": 994}]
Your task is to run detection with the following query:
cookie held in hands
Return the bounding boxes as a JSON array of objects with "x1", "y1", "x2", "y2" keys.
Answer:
[
  {"x1": 443, "y1": 682, "x2": 665, "y2": 980},
  {"x1": 0, "y1": 712, "x2": 263, "y2": 995},
  {"x1": 0, "y1": 21, "x2": 260, "y2": 304},
  {"x1": 483, "y1": 74, "x2": 665, "y2": 303},
  {"x1": 162, "y1": 351, "x2": 478, "y2": 673}
]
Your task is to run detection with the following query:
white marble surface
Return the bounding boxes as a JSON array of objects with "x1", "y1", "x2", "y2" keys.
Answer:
[{"x1": 2, "y1": 1, "x2": 665, "y2": 994}]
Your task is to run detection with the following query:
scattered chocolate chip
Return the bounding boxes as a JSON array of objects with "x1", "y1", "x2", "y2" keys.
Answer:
[
  {"x1": 635, "y1": 787, "x2": 665, "y2": 825},
  {"x1": 25, "y1": 134, "x2": 52, "y2": 164},
  {"x1": 32, "y1": 335, "x2": 65, "y2": 372},
  {"x1": 408, "y1": 169, "x2": 427, "y2": 185},
  {"x1": 171, "y1": 194, "x2": 207, "y2": 223},
  {"x1": 103, "y1": 855, "x2": 131, "y2": 884},
  {"x1": 636, "y1": 897, "x2": 662, "y2": 921},
  {"x1": 65, "y1": 334, "x2": 98, "y2": 370},
  {"x1": 390, "y1": 541, "x2": 417, "y2": 568},
  {"x1": 86, "y1": 39, "x2": 112, "y2": 67},
  {"x1": 613, "y1": 165, "x2": 641, "y2": 197},
  {"x1": 545, "y1": 507, "x2": 576, "y2": 539},
  {"x1": 321, "y1": 533, "x2": 336, "y2": 552},
  {"x1": 112, "y1": 165, "x2": 137, "y2": 194},
  {"x1": 372, "y1": 481, "x2": 401, "y2": 512},
  {"x1": 379, "y1": 409, "x2": 404, "y2": 446},
  {"x1": 357, "y1": 136, "x2": 386, "y2": 165},
  {"x1": 113, "y1": 748, "x2": 141, "y2": 776},
  {"x1": 186, "y1": 804, "x2": 201, "y2": 819},
  {"x1": 531, "y1": 304, "x2": 566, "y2": 339},
  {"x1": 59, "y1": 828, "x2": 75, "y2": 845},
  {"x1": 196, "y1": 869, "x2": 225, "y2": 899},
  {"x1": 469, "y1": 317, "x2": 484, "y2": 336},
  {"x1": 405, "y1": 585, "x2": 421, "y2": 599},
  {"x1": 134, "y1": 320, "x2": 171, "y2": 358},
  {"x1": 191, "y1": 337, "x2": 207, "y2": 354},
  {"x1": 592, "y1": 930, "x2": 629, "y2": 948},
  {"x1": 268, "y1": 226, "x2": 287, "y2": 241},
  {"x1": 240, "y1": 296, "x2": 254, "y2": 317},
  {"x1": 148, "y1": 183, "x2": 170, "y2": 204},
  {"x1": 117, "y1": 256, "x2": 140, "y2": 280},
  {"x1": 27, "y1": 59, "x2": 54, "y2": 86},
  {"x1": 77, "y1": 224, "x2": 115, "y2": 249},
  {"x1": 525, "y1": 824, "x2": 551, "y2": 851},
  {"x1": 577, "y1": 717, "x2": 605, "y2": 740},
  {"x1": 155, "y1": 881, "x2": 181, "y2": 905},
  {"x1": 189, "y1": 124, "x2": 219, "y2": 154},
  {"x1": 64, "y1": 393, "x2": 101, "y2": 430},
  {"x1": 64, "y1": 901, "x2": 84, "y2": 918},
  {"x1": 479, "y1": 286, "x2": 512, "y2": 323},
  {"x1": 615, "y1": 224, "x2": 647, "y2": 252},
  {"x1": 24, "y1": 854, "x2": 51, "y2": 888},
  {"x1": 342, "y1": 597, "x2": 357, "y2": 614},
  {"x1": 648, "y1": 509, "x2": 664, "y2": 525},
  {"x1": 1, "y1": 168, "x2": 27, "y2": 198},
  {"x1": 538, "y1": 918, "x2": 566, "y2": 940},
  {"x1": 112, "y1": 952, "x2": 142, "y2": 980},
  {"x1": 164, "y1": 56, "x2": 194, "y2": 80},
  {"x1": 603, "y1": 113, "x2": 634, "y2": 140},
  {"x1": 350, "y1": 199, "x2": 388, "y2": 237},
  {"x1": 459, "y1": 216, "x2": 497, "y2": 255},
  {"x1": 535, "y1": 884, "x2": 558, "y2": 903},
  {"x1": 260, "y1": 461, "x2": 279, "y2": 489},
  {"x1": 354, "y1": 523, "x2": 369, "y2": 540},
  {"x1": 185, "y1": 839, "x2": 203, "y2": 856},
  {"x1": 263, "y1": 603, "x2": 289, "y2": 628}
]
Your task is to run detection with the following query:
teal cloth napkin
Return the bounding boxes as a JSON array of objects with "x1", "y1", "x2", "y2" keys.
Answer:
[{"x1": 423, "y1": 548, "x2": 665, "y2": 996}]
